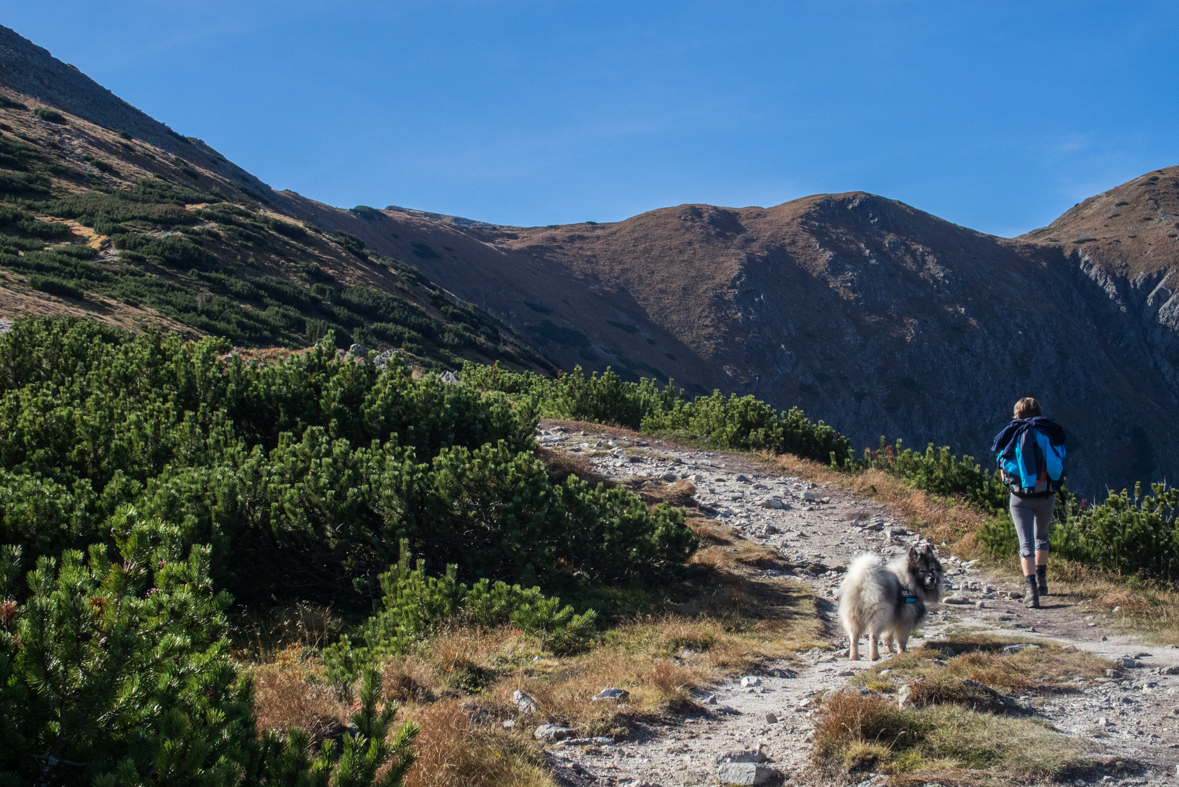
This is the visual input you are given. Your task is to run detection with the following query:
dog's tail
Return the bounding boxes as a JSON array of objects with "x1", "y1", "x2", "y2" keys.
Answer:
[{"x1": 837, "y1": 553, "x2": 883, "y2": 606}]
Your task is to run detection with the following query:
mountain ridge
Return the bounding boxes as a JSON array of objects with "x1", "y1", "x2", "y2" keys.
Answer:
[{"x1": 1, "y1": 23, "x2": 1176, "y2": 498}]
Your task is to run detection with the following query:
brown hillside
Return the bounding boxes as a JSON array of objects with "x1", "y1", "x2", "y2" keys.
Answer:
[{"x1": 280, "y1": 187, "x2": 1179, "y2": 498}]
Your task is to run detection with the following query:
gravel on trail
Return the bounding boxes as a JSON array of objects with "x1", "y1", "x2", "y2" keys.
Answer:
[{"x1": 536, "y1": 424, "x2": 1179, "y2": 787}]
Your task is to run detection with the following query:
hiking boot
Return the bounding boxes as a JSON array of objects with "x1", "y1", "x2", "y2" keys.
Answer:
[
  {"x1": 1036, "y1": 566, "x2": 1049, "y2": 597},
  {"x1": 1024, "y1": 577, "x2": 1040, "y2": 609}
]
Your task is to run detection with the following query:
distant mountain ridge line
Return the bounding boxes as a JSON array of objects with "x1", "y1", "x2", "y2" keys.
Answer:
[{"x1": 1, "y1": 22, "x2": 1177, "y2": 498}]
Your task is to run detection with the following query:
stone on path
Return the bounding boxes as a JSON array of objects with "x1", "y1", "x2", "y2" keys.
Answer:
[
  {"x1": 715, "y1": 762, "x2": 780, "y2": 786},
  {"x1": 740, "y1": 676, "x2": 761, "y2": 687}
]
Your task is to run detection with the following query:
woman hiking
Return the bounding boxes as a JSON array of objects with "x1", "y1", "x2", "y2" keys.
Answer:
[{"x1": 990, "y1": 397, "x2": 1066, "y2": 609}]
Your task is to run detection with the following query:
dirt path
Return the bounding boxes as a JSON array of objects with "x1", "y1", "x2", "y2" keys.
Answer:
[{"x1": 537, "y1": 424, "x2": 1179, "y2": 787}]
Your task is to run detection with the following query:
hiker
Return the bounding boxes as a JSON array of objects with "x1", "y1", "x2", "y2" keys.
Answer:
[{"x1": 990, "y1": 397, "x2": 1066, "y2": 609}]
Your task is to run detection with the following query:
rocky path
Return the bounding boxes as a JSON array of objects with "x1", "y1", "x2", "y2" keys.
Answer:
[{"x1": 537, "y1": 424, "x2": 1179, "y2": 787}]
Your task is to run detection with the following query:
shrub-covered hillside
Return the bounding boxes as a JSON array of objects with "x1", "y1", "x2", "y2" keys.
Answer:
[
  {"x1": 0, "y1": 317, "x2": 695, "y2": 785},
  {"x1": 0, "y1": 90, "x2": 552, "y2": 375}
]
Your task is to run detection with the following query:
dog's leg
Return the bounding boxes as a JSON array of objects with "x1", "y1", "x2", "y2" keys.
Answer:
[
  {"x1": 848, "y1": 626, "x2": 861, "y2": 660},
  {"x1": 896, "y1": 633, "x2": 909, "y2": 654},
  {"x1": 881, "y1": 632, "x2": 894, "y2": 654},
  {"x1": 868, "y1": 630, "x2": 880, "y2": 661}
]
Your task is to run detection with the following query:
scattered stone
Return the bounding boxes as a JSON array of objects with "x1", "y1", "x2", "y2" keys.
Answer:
[
  {"x1": 706, "y1": 694, "x2": 718, "y2": 705},
  {"x1": 740, "y1": 676, "x2": 761, "y2": 688},
  {"x1": 1001, "y1": 644, "x2": 1041, "y2": 655},
  {"x1": 942, "y1": 595, "x2": 971, "y2": 605},
  {"x1": 976, "y1": 601, "x2": 986, "y2": 609},
  {"x1": 512, "y1": 690, "x2": 538, "y2": 714},
  {"x1": 348, "y1": 343, "x2": 368, "y2": 356},
  {"x1": 1116, "y1": 657, "x2": 1140, "y2": 669},
  {"x1": 802, "y1": 490, "x2": 818, "y2": 502},
  {"x1": 1098, "y1": 716, "x2": 1108, "y2": 727},
  {"x1": 594, "y1": 688, "x2": 630, "y2": 701},
  {"x1": 836, "y1": 670, "x2": 855, "y2": 677},
  {"x1": 1105, "y1": 669, "x2": 1120, "y2": 679},
  {"x1": 1008, "y1": 590, "x2": 1024, "y2": 600},
  {"x1": 765, "y1": 712, "x2": 778, "y2": 724},
  {"x1": 1160, "y1": 666, "x2": 1179, "y2": 676},
  {"x1": 735, "y1": 475, "x2": 750, "y2": 483},
  {"x1": 502, "y1": 719, "x2": 514, "y2": 729},
  {"x1": 715, "y1": 762, "x2": 779, "y2": 786},
  {"x1": 534, "y1": 724, "x2": 576, "y2": 742},
  {"x1": 662, "y1": 472, "x2": 678, "y2": 482},
  {"x1": 715, "y1": 750, "x2": 769, "y2": 764},
  {"x1": 438, "y1": 370, "x2": 459, "y2": 384}
]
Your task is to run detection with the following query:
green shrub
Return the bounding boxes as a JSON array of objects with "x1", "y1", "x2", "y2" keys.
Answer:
[
  {"x1": 33, "y1": 107, "x2": 67, "y2": 124},
  {"x1": 0, "y1": 318, "x2": 692, "y2": 604},
  {"x1": 331, "y1": 230, "x2": 368, "y2": 259},
  {"x1": 0, "y1": 96, "x2": 28, "y2": 110},
  {"x1": 325, "y1": 542, "x2": 596, "y2": 681},
  {"x1": 0, "y1": 169, "x2": 51, "y2": 196},
  {"x1": 28, "y1": 275, "x2": 84, "y2": 300},
  {"x1": 462, "y1": 363, "x2": 850, "y2": 465},
  {"x1": 114, "y1": 232, "x2": 216, "y2": 269},
  {"x1": 0, "y1": 511, "x2": 418, "y2": 787},
  {"x1": 0, "y1": 205, "x2": 70, "y2": 239}
]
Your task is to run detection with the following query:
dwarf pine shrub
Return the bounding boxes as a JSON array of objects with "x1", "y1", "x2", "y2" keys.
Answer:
[{"x1": 325, "y1": 542, "x2": 596, "y2": 682}]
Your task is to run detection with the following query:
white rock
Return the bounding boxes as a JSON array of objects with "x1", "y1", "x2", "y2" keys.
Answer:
[
  {"x1": 512, "y1": 690, "x2": 538, "y2": 714},
  {"x1": 741, "y1": 676, "x2": 761, "y2": 687}
]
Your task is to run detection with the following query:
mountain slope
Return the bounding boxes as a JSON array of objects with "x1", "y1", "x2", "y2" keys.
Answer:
[
  {"x1": 2, "y1": 23, "x2": 1177, "y2": 498},
  {"x1": 0, "y1": 27, "x2": 551, "y2": 375}
]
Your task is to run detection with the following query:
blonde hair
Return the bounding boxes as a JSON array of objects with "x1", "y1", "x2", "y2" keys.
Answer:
[{"x1": 1013, "y1": 397, "x2": 1041, "y2": 419}]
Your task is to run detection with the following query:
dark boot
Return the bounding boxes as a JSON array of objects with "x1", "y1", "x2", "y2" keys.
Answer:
[
  {"x1": 1036, "y1": 565, "x2": 1049, "y2": 597},
  {"x1": 1024, "y1": 575, "x2": 1040, "y2": 608}
]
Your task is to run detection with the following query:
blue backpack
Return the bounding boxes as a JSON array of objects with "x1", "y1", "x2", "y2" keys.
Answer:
[{"x1": 993, "y1": 418, "x2": 1066, "y2": 498}]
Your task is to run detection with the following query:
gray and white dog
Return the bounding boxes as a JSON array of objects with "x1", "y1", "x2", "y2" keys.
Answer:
[{"x1": 837, "y1": 544, "x2": 944, "y2": 661}]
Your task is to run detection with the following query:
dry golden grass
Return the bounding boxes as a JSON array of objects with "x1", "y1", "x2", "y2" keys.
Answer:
[
  {"x1": 251, "y1": 646, "x2": 351, "y2": 748},
  {"x1": 404, "y1": 700, "x2": 555, "y2": 787},
  {"x1": 633, "y1": 478, "x2": 697, "y2": 507},
  {"x1": 814, "y1": 689, "x2": 1090, "y2": 782},
  {"x1": 852, "y1": 637, "x2": 1112, "y2": 696}
]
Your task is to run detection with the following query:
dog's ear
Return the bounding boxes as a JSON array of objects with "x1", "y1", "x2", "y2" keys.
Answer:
[
  {"x1": 923, "y1": 544, "x2": 935, "y2": 556},
  {"x1": 907, "y1": 545, "x2": 920, "y2": 563}
]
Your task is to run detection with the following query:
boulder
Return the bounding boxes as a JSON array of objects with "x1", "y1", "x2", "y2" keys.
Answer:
[
  {"x1": 715, "y1": 762, "x2": 780, "y2": 785},
  {"x1": 594, "y1": 687, "x2": 630, "y2": 701}
]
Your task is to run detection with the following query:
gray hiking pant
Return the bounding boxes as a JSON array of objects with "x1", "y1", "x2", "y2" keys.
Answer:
[{"x1": 1009, "y1": 494, "x2": 1055, "y2": 558}]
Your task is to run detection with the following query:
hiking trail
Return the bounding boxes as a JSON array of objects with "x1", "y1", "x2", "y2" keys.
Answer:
[{"x1": 536, "y1": 423, "x2": 1179, "y2": 787}]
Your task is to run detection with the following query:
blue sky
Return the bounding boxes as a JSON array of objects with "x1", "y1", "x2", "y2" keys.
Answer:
[{"x1": 7, "y1": 1, "x2": 1178, "y2": 235}]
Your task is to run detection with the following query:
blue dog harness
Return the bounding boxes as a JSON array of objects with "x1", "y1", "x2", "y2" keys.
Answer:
[{"x1": 900, "y1": 588, "x2": 918, "y2": 604}]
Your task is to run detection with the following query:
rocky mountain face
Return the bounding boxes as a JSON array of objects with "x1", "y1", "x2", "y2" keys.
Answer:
[{"x1": 3, "y1": 23, "x2": 1176, "y2": 498}]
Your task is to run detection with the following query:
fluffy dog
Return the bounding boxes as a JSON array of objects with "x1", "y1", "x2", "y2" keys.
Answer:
[{"x1": 838, "y1": 544, "x2": 943, "y2": 661}]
